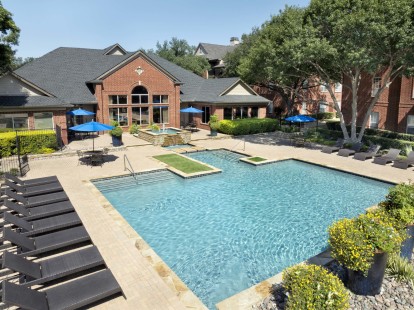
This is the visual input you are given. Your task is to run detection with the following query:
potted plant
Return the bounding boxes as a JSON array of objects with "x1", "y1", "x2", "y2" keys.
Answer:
[
  {"x1": 208, "y1": 114, "x2": 220, "y2": 136},
  {"x1": 283, "y1": 264, "x2": 349, "y2": 309},
  {"x1": 379, "y1": 182, "x2": 414, "y2": 260},
  {"x1": 109, "y1": 121, "x2": 123, "y2": 146},
  {"x1": 328, "y1": 211, "x2": 403, "y2": 295}
]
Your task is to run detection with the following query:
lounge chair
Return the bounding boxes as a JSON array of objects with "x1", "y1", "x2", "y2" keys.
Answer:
[
  {"x1": 2, "y1": 246, "x2": 104, "y2": 286},
  {"x1": 5, "y1": 179, "x2": 63, "y2": 197},
  {"x1": 337, "y1": 142, "x2": 363, "y2": 157},
  {"x1": 3, "y1": 199, "x2": 74, "y2": 221},
  {"x1": 373, "y1": 148, "x2": 401, "y2": 165},
  {"x1": 392, "y1": 150, "x2": 414, "y2": 169},
  {"x1": 2, "y1": 211, "x2": 81, "y2": 237},
  {"x1": 2, "y1": 269, "x2": 122, "y2": 310},
  {"x1": 4, "y1": 173, "x2": 58, "y2": 187},
  {"x1": 321, "y1": 139, "x2": 344, "y2": 154},
  {"x1": 5, "y1": 188, "x2": 68, "y2": 208},
  {"x1": 3, "y1": 225, "x2": 91, "y2": 257},
  {"x1": 353, "y1": 145, "x2": 381, "y2": 161}
]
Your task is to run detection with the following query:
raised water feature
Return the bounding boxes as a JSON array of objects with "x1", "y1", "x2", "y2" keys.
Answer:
[{"x1": 137, "y1": 127, "x2": 191, "y2": 146}]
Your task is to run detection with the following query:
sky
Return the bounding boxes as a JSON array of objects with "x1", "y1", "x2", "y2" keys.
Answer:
[{"x1": 3, "y1": 0, "x2": 309, "y2": 59}]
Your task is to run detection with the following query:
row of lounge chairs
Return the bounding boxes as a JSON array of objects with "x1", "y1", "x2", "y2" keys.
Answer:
[
  {"x1": 321, "y1": 139, "x2": 413, "y2": 168},
  {"x1": 0, "y1": 173, "x2": 123, "y2": 309}
]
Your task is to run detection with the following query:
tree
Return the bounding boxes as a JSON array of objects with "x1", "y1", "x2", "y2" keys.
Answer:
[
  {"x1": 154, "y1": 37, "x2": 210, "y2": 76},
  {"x1": 0, "y1": 1, "x2": 20, "y2": 75},
  {"x1": 12, "y1": 56, "x2": 34, "y2": 70},
  {"x1": 303, "y1": 0, "x2": 414, "y2": 142}
]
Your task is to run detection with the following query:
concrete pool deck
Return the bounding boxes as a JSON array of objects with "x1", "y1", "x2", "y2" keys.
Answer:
[{"x1": 18, "y1": 131, "x2": 414, "y2": 309}]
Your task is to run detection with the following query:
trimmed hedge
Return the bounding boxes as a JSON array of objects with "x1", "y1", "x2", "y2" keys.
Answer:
[
  {"x1": 0, "y1": 130, "x2": 57, "y2": 157},
  {"x1": 309, "y1": 112, "x2": 335, "y2": 120},
  {"x1": 218, "y1": 118, "x2": 279, "y2": 135}
]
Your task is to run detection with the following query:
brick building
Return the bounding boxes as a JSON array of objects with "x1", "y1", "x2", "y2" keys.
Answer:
[{"x1": 0, "y1": 44, "x2": 270, "y2": 144}]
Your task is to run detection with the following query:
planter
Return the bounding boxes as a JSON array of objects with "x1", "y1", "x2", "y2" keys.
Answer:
[
  {"x1": 400, "y1": 224, "x2": 414, "y2": 260},
  {"x1": 111, "y1": 135, "x2": 123, "y2": 147},
  {"x1": 210, "y1": 129, "x2": 217, "y2": 137},
  {"x1": 346, "y1": 252, "x2": 388, "y2": 295}
]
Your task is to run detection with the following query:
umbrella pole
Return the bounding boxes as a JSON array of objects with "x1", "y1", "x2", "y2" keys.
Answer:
[{"x1": 93, "y1": 136, "x2": 95, "y2": 151}]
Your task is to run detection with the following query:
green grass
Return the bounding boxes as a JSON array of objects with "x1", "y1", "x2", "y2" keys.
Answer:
[
  {"x1": 247, "y1": 156, "x2": 267, "y2": 162},
  {"x1": 153, "y1": 154, "x2": 213, "y2": 174}
]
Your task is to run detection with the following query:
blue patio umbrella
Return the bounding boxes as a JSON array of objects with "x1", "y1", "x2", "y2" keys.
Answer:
[
  {"x1": 66, "y1": 108, "x2": 95, "y2": 116},
  {"x1": 69, "y1": 121, "x2": 114, "y2": 151},
  {"x1": 180, "y1": 106, "x2": 204, "y2": 113},
  {"x1": 285, "y1": 115, "x2": 316, "y2": 123}
]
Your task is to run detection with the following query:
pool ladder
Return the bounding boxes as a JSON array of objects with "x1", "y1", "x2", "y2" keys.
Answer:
[{"x1": 124, "y1": 154, "x2": 137, "y2": 180}]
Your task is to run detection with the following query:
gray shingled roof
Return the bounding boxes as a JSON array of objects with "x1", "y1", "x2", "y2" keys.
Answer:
[
  {"x1": 14, "y1": 47, "x2": 132, "y2": 104},
  {"x1": 8, "y1": 45, "x2": 268, "y2": 108},
  {"x1": 0, "y1": 96, "x2": 72, "y2": 109},
  {"x1": 197, "y1": 43, "x2": 237, "y2": 61}
]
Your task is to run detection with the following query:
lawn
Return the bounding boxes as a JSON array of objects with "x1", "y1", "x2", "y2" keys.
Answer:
[
  {"x1": 153, "y1": 154, "x2": 213, "y2": 174},
  {"x1": 247, "y1": 156, "x2": 267, "y2": 162}
]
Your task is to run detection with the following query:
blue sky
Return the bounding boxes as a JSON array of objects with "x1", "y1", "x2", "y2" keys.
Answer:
[{"x1": 3, "y1": 0, "x2": 309, "y2": 59}]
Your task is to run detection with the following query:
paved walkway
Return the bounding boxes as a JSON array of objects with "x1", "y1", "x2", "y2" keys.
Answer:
[{"x1": 18, "y1": 131, "x2": 414, "y2": 309}]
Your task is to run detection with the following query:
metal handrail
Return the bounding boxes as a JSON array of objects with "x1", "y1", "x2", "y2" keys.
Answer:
[
  {"x1": 123, "y1": 154, "x2": 136, "y2": 180},
  {"x1": 230, "y1": 139, "x2": 245, "y2": 152}
]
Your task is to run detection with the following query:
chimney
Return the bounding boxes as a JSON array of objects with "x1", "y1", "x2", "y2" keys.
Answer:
[{"x1": 230, "y1": 37, "x2": 240, "y2": 46}]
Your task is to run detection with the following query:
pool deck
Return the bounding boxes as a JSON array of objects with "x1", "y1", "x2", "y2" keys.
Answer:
[{"x1": 18, "y1": 130, "x2": 414, "y2": 309}]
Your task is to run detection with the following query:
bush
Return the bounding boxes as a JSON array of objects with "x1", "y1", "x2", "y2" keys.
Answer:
[
  {"x1": 363, "y1": 136, "x2": 414, "y2": 156},
  {"x1": 379, "y1": 183, "x2": 414, "y2": 226},
  {"x1": 129, "y1": 124, "x2": 140, "y2": 134},
  {"x1": 218, "y1": 118, "x2": 279, "y2": 135},
  {"x1": 310, "y1": 112, "x2": 335, "y2": 120},
  {"x1": 386, "y1": 253, "x2": 414, "y2": 288},
  {"x1": 329, "y1": 212, "x2": 403, "y2": 275},
  {"x1": 283, "y1": 264, "x2": 349, "y2": 310},
  {"x1": 0, "y1": 130, "x2": 57, "y2": 157},
  {"x1": 109, "y1": 126, "x2": 123, "y2": 137}
]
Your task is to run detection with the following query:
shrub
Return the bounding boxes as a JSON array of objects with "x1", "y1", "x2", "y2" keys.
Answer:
[
  {"x1": 149, "y1": 123, "x2": 160, "y2": 131},
  {"x1": 218, "y1": 118, "x2": 278, "y2": 135},
  {"x1": 109, "y1": 126, "x2": 123, "y2": 137},
  {"x1": 283, "y1": 264, "x2": 349, "y2": 310},
  {"x1": 129, "y1": 124, "x2": 140, "y2": 134},
  {"x1": 379, "y1": 183, "x2": 414, "y2": 226},
  {"x1": 0, "y1": 130, "x2": 57, "y2": 157},
  {"x1": 329, "y1": 212, "x2": 403, "y2": 275},
  {"x1": 386, "y1": 253, "x2": 414, "y2": 288},
  {"x1": 310, "y1": 112, "x2": 335, "y2": 120},
  {"x1": 39, "y1": 147, "x2": 55, "y2": 154}
]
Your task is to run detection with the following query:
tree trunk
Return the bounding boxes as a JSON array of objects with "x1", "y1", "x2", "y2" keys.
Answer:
[
  {"x1": 327, "y1": 86, "x2": 349, "y2": 140},
  {"x1": 350, "y1": 70, "x2": 360, "y2": 142}
]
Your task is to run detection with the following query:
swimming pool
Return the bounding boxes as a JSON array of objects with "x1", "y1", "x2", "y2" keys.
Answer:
[{"x1": 93, "y1": 150, "x2": 391, "y2": 309}]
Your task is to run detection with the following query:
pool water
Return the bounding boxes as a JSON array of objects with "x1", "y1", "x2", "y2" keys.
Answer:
[
  {"x1": 149, "y1": 128, "x2": 181, "y2": 135},
  {"x1": 94, "y1": 150, "x2": 391, "y2": 309}
]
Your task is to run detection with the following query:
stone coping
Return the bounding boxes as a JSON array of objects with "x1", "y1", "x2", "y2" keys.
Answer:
[
  {"x1": 87, "y1": 172, "x2": 208, "y2": 310},
  {"x1": 216, "y1": 250, "x2": 333, "y2": 310}
]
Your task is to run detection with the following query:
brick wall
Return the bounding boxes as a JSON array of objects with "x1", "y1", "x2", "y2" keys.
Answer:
[{"x1": 97, "y1": 55, "x2": 181, "y2": 129}]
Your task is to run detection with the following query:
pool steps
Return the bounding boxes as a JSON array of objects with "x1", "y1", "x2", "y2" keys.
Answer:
[{"x1": 94, "y1": 170, "x2": 175, "y2": 192}]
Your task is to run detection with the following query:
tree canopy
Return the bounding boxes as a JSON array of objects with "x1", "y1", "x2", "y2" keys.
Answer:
[
  {"x1": 225, "y1": 0, "x2": 414, "y2": 141},
  {"x1": 154, "y1": 37, "x2": 210, "y2": 76},
  {"x1": 0, "y1": 1, "x2": 20, "y2": 75}
]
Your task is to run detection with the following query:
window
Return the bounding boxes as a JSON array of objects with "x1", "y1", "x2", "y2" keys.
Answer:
[
  {"x1": 152, "y1": 95, "x2": 168, "y2": 104},
  {"x1": 372, "y1": 77, "x2": 381, "y2": 97},
  {"x1": 301, "y1": 102, "x2": 307, "y2": 114},
  {"x1": 407, "y1": 115, "x2": 414, "y2": 134},
  {"x1": 0, "y1": 113, "x2": 28, "y2": 129},
  {"x1": 234, "y1": 107, "x2": 248, "y2": 119},
  {"x1": 250, "y1": 107, "x2": 259, "y2": 118},
  {"x1": 34, "y1": 112, "x2": 53, "y2": 129},
  {"x1": 109, "y1": 95, "x2": 127, "y2": 104},
  {"x1": 335, "y1": 83, "x2": 342, "y2": 93},
  {"x1": 370, "y1": 112, "x2": 379, "y2": 129},
  {"x1": 320, "y1": 83, "x2": 328, "y2": 93},
  {"x1": 131, "y1": 86, "x2": 148, "y2": 104},
  {"x1": 201, "y1": 107, "x2": 211, "y2": 124},
  {"x1": 153, "y1": 106, "x2": 168, "y2": 123},
  {"x1": 109, "y1": 107, "x2": 128, "y2": 126},
  {"x1": 132, "y1": 107, "x2": 149, "y2": 125},
  {"x1": 224, "y1": 108, "x2": 233, "y2": 120},
  {"x1": 319, "y1": 101, "x2": 328, "y2": 113}
]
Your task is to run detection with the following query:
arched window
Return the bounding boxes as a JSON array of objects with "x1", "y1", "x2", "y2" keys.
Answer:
[{"x1": 131, "y1": 86, "x2": 148, "y2": 104}]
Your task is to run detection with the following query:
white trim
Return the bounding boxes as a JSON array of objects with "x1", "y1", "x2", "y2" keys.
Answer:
[{"x1": 220, "y1": 80, "x2": 258, "y2": 96}]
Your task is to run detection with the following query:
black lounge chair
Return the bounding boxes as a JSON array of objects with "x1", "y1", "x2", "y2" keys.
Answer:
[
  {"x1": 3, "y1": 199, "x2": 74, "y2": 221},
  {"x1": 2, "y1": 269, "x2": 122, "y2": 310},
  {"x1": 373, "y1": 148, "x2": 401, "y2": 165},
  {"x1": 337, "y1": 142, "x2": 363, "y2": 157},
  {"x1": 5, "y1": 188, "x2": 68, "y2": 208},
  {"x1": 392, "y1": 150, "x2": 414, "y2": 169},
  {"x1": 321, "y1": 138, "x2": 344, "y2": 154},
  {"x1": 2, "y1": 246, "x2": 104, "y2": 286},
  {"x1": 353, "y1": 144, "x2": 381, "y2": 161},
  {"x1": 2, "y1": 211, "x2": 81, "y2": 237},
  {"x1": 4, "y1": 173, "x2": 58, "y2": 187},
  {"x1": 5, "y1": 179, "x2": 63, "y2": 197},
  {"x1": 3, "y1": 225, "x2": 91, "y2": 257}
]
